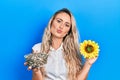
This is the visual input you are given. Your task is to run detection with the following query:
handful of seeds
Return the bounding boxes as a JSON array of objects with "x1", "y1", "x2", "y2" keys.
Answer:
[{"x1": 24, "y1": 53, "x2": 48, "y2": 69}]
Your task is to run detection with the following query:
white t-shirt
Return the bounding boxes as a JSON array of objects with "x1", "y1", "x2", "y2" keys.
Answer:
[{"x1": 32, "y1": 43, "x2": 67, "y2": 80}]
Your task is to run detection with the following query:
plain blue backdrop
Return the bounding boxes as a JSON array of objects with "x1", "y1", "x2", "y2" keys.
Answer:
[{"x1": 0, "y1": 0, "x2": 120, "y2": 80}]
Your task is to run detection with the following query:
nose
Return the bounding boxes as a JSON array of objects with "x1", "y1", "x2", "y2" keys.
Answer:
[{"x1": 59, "y1": 23, "x2": 64, "y2": 29}]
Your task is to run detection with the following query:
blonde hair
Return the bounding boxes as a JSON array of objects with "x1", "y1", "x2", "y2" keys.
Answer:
[{"x1": 41, "y1": 8, "x2": 82, "y2": 80}]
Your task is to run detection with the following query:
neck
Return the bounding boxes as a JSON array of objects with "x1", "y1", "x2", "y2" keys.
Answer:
[{"x1": 51, "y1": 37, "x2": 63, "y2": 50}]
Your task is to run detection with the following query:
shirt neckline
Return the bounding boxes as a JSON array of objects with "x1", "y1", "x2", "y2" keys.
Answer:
[{"x1": 50, "y1": 43, "x2": 63, "y2": 51}]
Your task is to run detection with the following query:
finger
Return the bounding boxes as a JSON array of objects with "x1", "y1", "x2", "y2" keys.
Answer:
[
  {"x1": 24, "y1": 62, "x2": 28, "y2": 66},
  {"x1": 32, "y1": 68, "x2": 39, "y2": 72},
  {"x1": 27, "y1": 66, "x2": 32, "y2": 70}
]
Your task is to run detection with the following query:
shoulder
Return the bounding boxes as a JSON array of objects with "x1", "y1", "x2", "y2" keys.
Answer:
[{"x1": 32, "y1": 43, "x2": 41, "y2": 53}]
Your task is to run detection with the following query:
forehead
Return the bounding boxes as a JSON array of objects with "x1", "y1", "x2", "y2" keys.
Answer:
[{"x1": 55, "y1": 12, "x2": 71, "y2": 23}]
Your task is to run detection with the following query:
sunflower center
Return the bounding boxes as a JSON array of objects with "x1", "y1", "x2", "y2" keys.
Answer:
[{"x1": 85, "y1": 45, "x2": 94, "y2": 53}]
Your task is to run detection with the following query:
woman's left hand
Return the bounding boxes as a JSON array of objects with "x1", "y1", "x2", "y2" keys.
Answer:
[{"x1": 86, "y1": 57, "x2": 98, "y2": 65}]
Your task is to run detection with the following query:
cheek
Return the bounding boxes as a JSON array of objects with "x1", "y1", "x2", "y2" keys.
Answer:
[
  {"x1": 50, "y1": 23, "x2": 57, "y2": 33},
  {"x1": 63, "y1": 28, "x2": 70, "y2": 35},
  {"x1": 65, "y1": 28, "x2": 70, "y2": 33}
]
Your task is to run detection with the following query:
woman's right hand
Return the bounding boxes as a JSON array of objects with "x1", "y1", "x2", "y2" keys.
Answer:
[
  {"x1": 24, "y1": 62, "x2": 32, "y2": 70},
  {"x1": 24, "y1": 62, "x2": 43, "y2": 80},
  {"x1": 24, "y1": 61, "x2": 41, "y2": 72}
]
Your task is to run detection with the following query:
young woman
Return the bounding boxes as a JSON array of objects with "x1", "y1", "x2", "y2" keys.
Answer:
[{"x1": 25, "y1": 8, "x2": 98, "y2": 80}]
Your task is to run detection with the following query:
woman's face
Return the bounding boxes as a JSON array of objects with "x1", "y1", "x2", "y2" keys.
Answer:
[{"x1": 50, "y1": 12, "x2": 71, "y2": 39}]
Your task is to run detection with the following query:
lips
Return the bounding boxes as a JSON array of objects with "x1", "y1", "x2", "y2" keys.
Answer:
[{"x1": 57, "y1": 29, "x2": 62, "y2": 33}]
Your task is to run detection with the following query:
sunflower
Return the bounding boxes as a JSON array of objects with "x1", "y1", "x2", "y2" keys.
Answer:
[{"x1": 80, "y1": 40, "x2": 100, "y2": 59}]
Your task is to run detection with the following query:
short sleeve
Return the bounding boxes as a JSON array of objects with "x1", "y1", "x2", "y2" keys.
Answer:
[{"x1": 32, "y1": 43, "x2": 41, "y2": 53}]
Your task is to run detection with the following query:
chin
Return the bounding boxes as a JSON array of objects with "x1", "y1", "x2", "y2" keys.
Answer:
[
  {"x1": 53, "y1": 33, "x2": 65, "y2": 38},
  {"x1": 55, "y1": 35, "x2": 64, "y2": 39}
]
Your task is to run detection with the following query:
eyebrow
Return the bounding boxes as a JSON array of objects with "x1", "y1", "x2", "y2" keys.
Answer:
[{"x1": 56, "y1": 18, "x2": 71, "y2": 25}]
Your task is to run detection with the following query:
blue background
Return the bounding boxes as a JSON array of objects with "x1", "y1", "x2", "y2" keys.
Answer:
[{"x1": 0, "y1": 0, "x2": 120, "y2": 80}]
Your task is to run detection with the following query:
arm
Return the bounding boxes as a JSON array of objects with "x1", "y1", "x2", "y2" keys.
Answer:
[
  {"x1": 77, "y1": 61, "x2": 92, "y2": 80},
  {"x1": 77, "y1": 57, "x2": 98, "y2": 80},
  {"x1": 32, "y1": 68, "x2": 43, "y2": 80},
  {"x1": 32, "y1": 49, "x2": 43, "y2": 80}
]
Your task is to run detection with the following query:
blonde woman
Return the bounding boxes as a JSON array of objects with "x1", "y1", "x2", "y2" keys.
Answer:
[{"x1": 25, "y1": 8, "x2": 98, "y2": 80}]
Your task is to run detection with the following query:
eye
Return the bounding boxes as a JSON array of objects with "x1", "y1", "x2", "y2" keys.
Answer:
[
  {"x1": 65, "y1": 24, "x2": 70, "y2": 27},
  {"x1": 56, "y1": 19, "x2": 62, "y2": 23}
]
